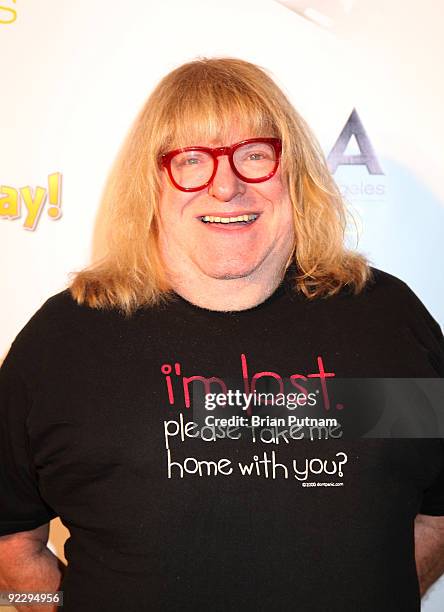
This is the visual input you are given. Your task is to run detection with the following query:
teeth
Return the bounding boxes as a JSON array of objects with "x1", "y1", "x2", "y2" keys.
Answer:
[{"x1": 201, "y1": 214, "x2": 258, "y2": 224}]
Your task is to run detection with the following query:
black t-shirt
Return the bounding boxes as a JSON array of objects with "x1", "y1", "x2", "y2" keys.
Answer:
[{"x1": 1, "y1": 267, "x2": 444, "y2": 611}]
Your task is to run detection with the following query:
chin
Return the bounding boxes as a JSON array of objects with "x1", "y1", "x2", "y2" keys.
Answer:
[{"x1": 198, "y1": 259, "x2": 260, "y2": 281}]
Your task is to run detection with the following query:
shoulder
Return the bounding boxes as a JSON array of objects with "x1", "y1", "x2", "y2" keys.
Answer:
[
  {"x1": 363, "y1": 267, "x2": 441, "y2": 331},
  {"x1": 364, "y1": 267, "x2": 421, "y2": 300},
  {"x1": 357, "y1": 267, "x2": 443, "y2": 373},
  {"x1": 12, "y1": 289, "x2": 106, "y2": 341},
  {"x1": 5, "y1": 289, "x2": 129, "y2": 371}
]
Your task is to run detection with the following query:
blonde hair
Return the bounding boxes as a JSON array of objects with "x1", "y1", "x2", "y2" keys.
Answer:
[{"x1": 70, "y1": 57, "x2": 370, "y2": 314}]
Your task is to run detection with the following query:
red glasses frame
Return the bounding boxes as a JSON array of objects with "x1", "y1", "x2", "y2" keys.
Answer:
[{"x1": 159, "y1": 137, "x2": 282, "y2": 192}]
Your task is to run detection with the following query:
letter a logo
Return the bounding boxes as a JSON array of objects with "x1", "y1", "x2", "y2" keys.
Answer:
[{"x1": 327, "y1": 108, "x2": 384, "y2": 175}]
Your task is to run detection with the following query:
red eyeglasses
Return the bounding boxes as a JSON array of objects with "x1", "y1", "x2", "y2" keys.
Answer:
[{"x1": 159, "y1": 137, "x2": 282, "y2": 192}]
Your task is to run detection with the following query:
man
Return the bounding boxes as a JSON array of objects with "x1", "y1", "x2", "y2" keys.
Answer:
[{"x1": 1, "y1": 58, "x2": 444, "y2": 611}]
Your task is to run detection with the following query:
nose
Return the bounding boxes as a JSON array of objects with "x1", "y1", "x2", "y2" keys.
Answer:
[{"x1": 208, "y1": 155, "x2": 245, "y2": 202}]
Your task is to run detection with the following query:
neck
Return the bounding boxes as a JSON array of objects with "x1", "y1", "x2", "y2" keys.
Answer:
[{"x1": 166, "y1": 259, "x2": 288, "y2": 312}]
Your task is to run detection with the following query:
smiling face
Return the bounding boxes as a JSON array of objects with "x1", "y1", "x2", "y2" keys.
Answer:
[{"x1": 158, "y1": 128, "x2": 295, "y2": 283}]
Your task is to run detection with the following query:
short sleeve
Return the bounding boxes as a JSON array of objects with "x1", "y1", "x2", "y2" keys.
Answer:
[
  {"x1": 419, "y1": 440, "x2": 444, "y2": 516},
  {"x1": 401, "y1": 279, "x2": 444, "y2": 376},
  {"x1": 0, "y1": 350, "x2": 57, "y2": 535},
  {"x1": 414, "y1": 300, "x2": 444, "y2": 516}
]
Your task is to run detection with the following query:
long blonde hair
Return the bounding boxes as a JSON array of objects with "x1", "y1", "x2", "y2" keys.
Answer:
[{"x1": 70, "y1": 57, "x2": 370, "y2": 314}]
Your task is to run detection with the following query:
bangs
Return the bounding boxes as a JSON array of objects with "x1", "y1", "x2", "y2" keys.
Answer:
[{"x1": 157, "y1": 72, "x2": 279, "y2": 153}]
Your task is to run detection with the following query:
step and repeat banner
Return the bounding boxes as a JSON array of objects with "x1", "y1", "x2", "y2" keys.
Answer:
[{"x1": 1, "y1": 1, "x2": 443, "y2": 610}]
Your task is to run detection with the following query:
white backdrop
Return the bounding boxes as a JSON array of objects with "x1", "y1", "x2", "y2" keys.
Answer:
[{"x1": 1, "y1": 1, "x2": 443, "y2": 609}]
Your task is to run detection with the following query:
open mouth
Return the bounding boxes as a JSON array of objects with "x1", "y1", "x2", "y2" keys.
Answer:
[{"x1": 199, "y1": 213, "x2": 259, "y2": 226}]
